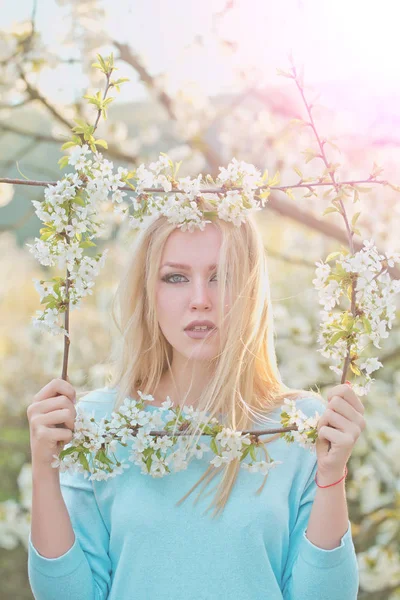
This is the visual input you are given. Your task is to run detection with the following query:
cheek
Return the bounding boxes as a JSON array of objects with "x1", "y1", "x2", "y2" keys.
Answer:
[{"x1": 156, "y1": 287, "x2": 183, "y2": 320}]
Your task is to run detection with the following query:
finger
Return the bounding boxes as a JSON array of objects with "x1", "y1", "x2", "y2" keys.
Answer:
[
  {"x1": 47, "y1": 426, "x2": 74, "y2": 443},
  {"x1": 40, "y1": 409, "x2": 75, "y2": 432},
  {"x1": 27, "y1": 397, "x2": 76, "y2": 426},
  {"x1": 328, "y1": 396, "x2": 365, "y2": 427},
  {"x1": 33, "y1": 378, "x2": 76, "y2": 405},
  {"x1": 327, "y1": 384, "x2": 364, "y2": 414},
  {"x1": 38, "y1": 396, "x2": 76, "y2": 415},
  {"x1": 318, "y1": 425, "x2": 354, "y2": 446},
  {"x1": 323, "y1": 408, "x2": 362, "y2": 439}
]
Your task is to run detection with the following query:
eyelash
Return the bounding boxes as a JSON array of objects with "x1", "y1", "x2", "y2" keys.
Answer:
[{"x1": 162, "y1": 274, "x2": 218, "y2": 284}]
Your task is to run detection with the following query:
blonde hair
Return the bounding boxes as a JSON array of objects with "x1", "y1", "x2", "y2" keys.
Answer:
[{"x1": 106, "y1": 202, "x2": 320, "y2": 518}]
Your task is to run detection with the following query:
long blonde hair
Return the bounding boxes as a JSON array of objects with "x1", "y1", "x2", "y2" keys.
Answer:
[{"x1": 106, "y1": 204, "x2": 320, "y2": 518}]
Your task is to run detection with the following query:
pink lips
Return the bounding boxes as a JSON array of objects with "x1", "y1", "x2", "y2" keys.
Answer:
[
  {"x1": 185, "y1": 328, "x2": 218, "y2": 339},
  {"x1": 184, "y1": 319, "x2": 217, "y2": 331}
]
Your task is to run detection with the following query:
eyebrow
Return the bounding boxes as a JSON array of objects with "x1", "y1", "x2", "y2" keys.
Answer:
[{"x1": 160, "y1": 262, "x2": 217, "y2": 270}]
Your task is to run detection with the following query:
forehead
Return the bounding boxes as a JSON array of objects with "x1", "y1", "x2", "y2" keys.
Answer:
[{"x1": 161, "y1": 225, "x2": 222, "y2": 267}]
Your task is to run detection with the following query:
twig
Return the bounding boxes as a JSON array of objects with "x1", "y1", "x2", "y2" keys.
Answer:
[
  {"x1": 291, "y1": 62, "x2": 375, "y2": 384},
  {"x1": 1, "y1": 176, "x2": 398, "y2": 280}
]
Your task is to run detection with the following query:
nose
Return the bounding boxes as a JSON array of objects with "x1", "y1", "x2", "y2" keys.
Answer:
[{"x1": 189, "y1": 278, "x2": 213, "y2": 310}]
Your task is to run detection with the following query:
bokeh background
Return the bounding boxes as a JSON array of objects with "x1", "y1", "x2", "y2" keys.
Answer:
[{"x1": 1, "y1": 1, "x2": 399, "y2": 597}]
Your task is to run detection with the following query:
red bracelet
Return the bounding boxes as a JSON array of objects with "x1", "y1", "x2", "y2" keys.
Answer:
[{"x1": 315, "y1": 465, "x2": 348, "y2": 488}]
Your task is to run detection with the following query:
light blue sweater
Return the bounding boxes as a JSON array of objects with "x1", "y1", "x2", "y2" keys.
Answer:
[{"x1": 28, "y1": 388, "x2": 359, "y2": 599}]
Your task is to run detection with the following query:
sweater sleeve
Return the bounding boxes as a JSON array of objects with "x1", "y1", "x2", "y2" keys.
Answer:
[
  {"x1": 281, "y1": 458, "x2": 359, "y2": 600},
  {"x1": 27, "y1": 391, "x2": 114, "y2": 599},
  {"x1": 28, "y1": 456, "x2": 112, "y2": 600}
]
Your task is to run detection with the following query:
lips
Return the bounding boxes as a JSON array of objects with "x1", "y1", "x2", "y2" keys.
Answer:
[{"x1": 184, "y1": 320, "x2": 217, "y2": 331}]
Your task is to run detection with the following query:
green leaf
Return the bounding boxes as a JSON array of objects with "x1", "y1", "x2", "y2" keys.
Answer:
[
  {"x1": 330, "y1": 330, "x2": 347, "y2": 345},
  {"x1": 94, "y1": 139, "x2": 108, "y2": 149},
  {"x1": 293, "y1": 166, "x2": 303, "y2": 178},
  {"x1": 268, "y1": 171, "x2": 280, "y2": 187},
  {"x1": 210, "y1": 437, "x2": 219, "y2": 455},
  {"x1": 41, "y1": 294, "x2": 57, "y2": 304},
  {"x1": 258, "y1": 189, "x2": 271, "y2": 201},
  {"x1": 59, "y1": 445, "x2": 79, "y2": 457},
  {"x1": 240, "y1": 446, "x2": 252, "y2": 461},
  {"x1": 325, "y1": 251, "x2": 341, "y2": 262},
  {"x1": 284, "y1": 188, "x2": 295, "y2": 200},
  {"x1": 80, "y1": 240, "x2": 97, "y2": 248},
  {"x1": 324, "y1": 140, "x2": 342, "y2": 154},
  {"x1": 323, "y1": 162, "x2": 341, "y2": 176},
  {"x1": 350, "y1": 363, "x2": 361, "y2": 376},
  {"x1": 95, "y1": 450, "x2": 114, "y2": 466},
  {"x1": 83, "y1": 94, "x2": 97, "y2": 104},
  {"x1": 39, "y1": 227, "x2": 54, "y2": 239},
  {"x1": 301, "y1": 148, "x2": 320, "y2": 164},
  {"x1": 112, "y1": 77, "x2": 130, "y2": 87},
  {"x1": 351, "y1": 212, "x2": 361, "y2": 227},
  {"x1": 58, "y1": 155, "x2": 70, "y2": 169},
  {"x1": 174, "y1": 160, "x2": 182, "y2": 177},
  {"x1": 79, "y1": 452, "x2": 90, "y2": 471},
  {"x1": 74, "y1": 117, "x2": 89, "y2": 129},
  {"x1": 61, "y1": 141, "x2": 78, "y2": 150},
  {"x1": 202, "y1": 210, "x2": 218, "y2": 219},
  {"x1": 323, "y1": 206, "x2": 339, "y2": 216},
  {"x1": 342, "y1": 312, "x2": 354, "y2": 330},
  {"x1": 362, "y1": 316, "x2": 372, "y2": 334},
  {"x1": 249, "y1": 444, "x2": 257, "y2": 462},
  {"x1": 354, "y1": 185, "x2": 372, "y2": 193}
]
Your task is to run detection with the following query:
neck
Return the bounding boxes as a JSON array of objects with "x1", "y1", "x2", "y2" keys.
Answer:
[{"x1": 157, "y1": 355, "x2": 214, "y2": 408}]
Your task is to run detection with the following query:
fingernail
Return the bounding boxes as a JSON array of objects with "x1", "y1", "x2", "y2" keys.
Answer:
[{"x1": 345, "y1": 380, "x2": 352, "y2": 387}]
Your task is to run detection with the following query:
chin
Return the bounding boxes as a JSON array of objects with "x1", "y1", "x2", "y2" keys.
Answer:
[{"x1": 184, "y1": 346, "x2": 219, "y2": 361}]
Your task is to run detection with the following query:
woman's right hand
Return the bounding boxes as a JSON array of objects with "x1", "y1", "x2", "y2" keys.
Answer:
[{"x1": 27, "y1": 378, "x2": 77, "y2": 469}]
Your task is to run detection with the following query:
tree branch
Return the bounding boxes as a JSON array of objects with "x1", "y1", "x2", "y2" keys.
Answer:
[
  {"x1": 112, "y1": 40, "x2": 399, "y2": 281},
  {"x1": 0, "y1": 121, "x2": 139, "y2": 165},
  {"x1": 1, "y1": 175, "x2": 398, "y2": 279},
  {"x1": 113, "y1": 40, "x2": 222, "y2": 171}
]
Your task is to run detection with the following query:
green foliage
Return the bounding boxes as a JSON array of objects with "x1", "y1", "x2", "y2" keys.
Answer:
[
  {"x1": 91, "y1": 52, "x2": 115, "y2": 75},
  {"x1": 210, "y1": 437, "x2": 219, "y2": 455},
  {"x1": 55, "y1": 53, "x2": 130, "y2": 164}
]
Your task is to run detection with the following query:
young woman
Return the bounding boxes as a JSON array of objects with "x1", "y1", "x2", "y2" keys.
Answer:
[{"x1": 27, "y1": 209, "x2": 363, "y2": 599}]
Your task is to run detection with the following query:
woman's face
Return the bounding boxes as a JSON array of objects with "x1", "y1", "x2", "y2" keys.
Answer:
[{"x1": 156, "y1": 223, "x2": 226, "y2": 361}]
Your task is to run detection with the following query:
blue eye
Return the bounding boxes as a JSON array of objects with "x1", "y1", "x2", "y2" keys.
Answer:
[
  {"x1": 163, "y1": 274, "x2": 187, "y2": 283},
  {"x1": 162, "y1": 274, "x2": 218, "y2": 284}
]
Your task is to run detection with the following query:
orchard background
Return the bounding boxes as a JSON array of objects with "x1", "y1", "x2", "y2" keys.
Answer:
[{"x1": 0, "y1": 1, "x2": 399, "y2": 598}]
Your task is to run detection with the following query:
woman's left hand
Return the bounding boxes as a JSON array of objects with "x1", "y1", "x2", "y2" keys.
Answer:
[{"x1": 316, "y1": 382, "x2": 366, "y2": 478}]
